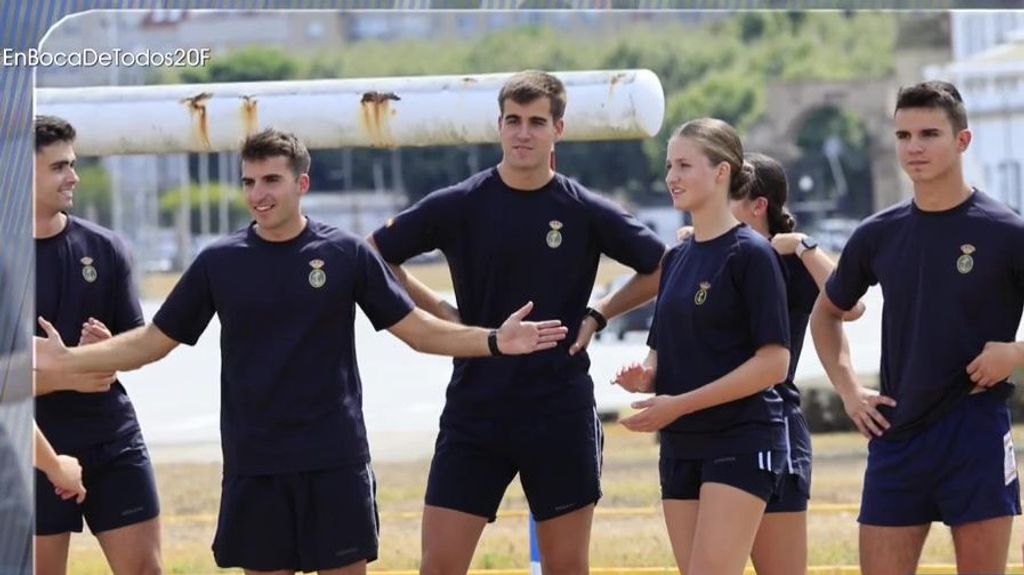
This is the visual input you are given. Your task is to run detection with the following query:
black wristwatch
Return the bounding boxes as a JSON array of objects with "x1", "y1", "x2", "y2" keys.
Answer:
[
  {"x1": 795, "y1": 235, "x2": 819, "y2": 258},
  {"x1": 585, "y1": 307, "x2": 608, "y2": 332},
  {"x1": 487, "y1": 329, "x2": 503, "y2": 356}
]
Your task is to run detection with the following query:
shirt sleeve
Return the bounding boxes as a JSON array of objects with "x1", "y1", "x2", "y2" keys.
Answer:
[
  {"x1": 371, "y1": 187, "x2": 461, "y2": 265},
  {"x1": 824, "y1": 224, "x2": 877, "y2": 312},
  {"x1": 585, "y1": 191, "x2": 666, "y2": 274},
  {"x1": 786, "y1": 255, "x2": 820, "y2": 315},
  {"x1": 152, "y1": 251, "x2": 216, "y2": 346},
  {"x1": 1011, "y1": 222, "x2": 1024, "y2": 294},
  {"x1": 109, "y1": 236, "x2": 145, "y2": 334},
  {"x1": 645, "y1": 247, "x2": 678, "y2": 350},
  {"x1": 739, "y1": 242, "x2": 791, "y2": 350},
  {"x1": 645, "y1": 314, "x2": 658, "y2": 350},
  {"x1": 354, "y1": 239, "x2": 415, "y2": 331}
]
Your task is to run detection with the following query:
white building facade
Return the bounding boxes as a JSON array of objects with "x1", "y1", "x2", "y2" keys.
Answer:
[{"x1": 928, "y1": 12, "x2": 1024, "y2": 213}]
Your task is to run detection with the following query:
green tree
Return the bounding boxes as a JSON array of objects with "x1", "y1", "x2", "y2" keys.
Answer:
[
  {"x1": 73, "y1": 164, "x2": 112, "y2": 227},
  {"x1": 795, "y1": 106, "x2": 868, "y2": 153},
  {"x1": 158, "y1": 184, "x2": 249, "y2": 231},
  {"x1": 180, "y1": 47, "x2": 300, "y2": 84},
  {"x1": 155, "y1": 13, "x2": 898, "y2": 206}
]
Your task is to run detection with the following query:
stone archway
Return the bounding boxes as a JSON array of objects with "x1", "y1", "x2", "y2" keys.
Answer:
[{"x1": 744, "y1": 78, "x2": 904, "y2": 214}]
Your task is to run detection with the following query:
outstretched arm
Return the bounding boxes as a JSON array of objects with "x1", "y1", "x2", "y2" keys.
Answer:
[
  {"x1": 35, "y1": 369, "x2": 116, "y2": 396},
  {"x1": 36, "y1": 317, "x2": 119, "y2": 395},
  {"x1": 388, "y1": 301, "x2": 567, "y2": 357},
  {"x1": 36, "y1": 318, "x2": 179, "y2": 374},
  {"x1": 366, "y1": 235, "x2": 460, "y2": 323}
]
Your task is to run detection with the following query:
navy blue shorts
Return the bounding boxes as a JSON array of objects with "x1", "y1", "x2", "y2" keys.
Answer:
[
  {"x1": 425, "y1": 406, "x2": 603, "y2": 522},
  {"x1": 213, "y1": 464, "x2": 379, "y2": 573},
  {"x1": 766, "y1": 409, "x2": 811, "y2": 513},
  {"x1": 860, "y1": 391, "x2": 1021, "y2": 527},
  {"x1": 36, "y1": 431, "x2": 159, "y2": 536},
  {"x1": 660, "y1": 448, "x2": 785, "y2": 503}
]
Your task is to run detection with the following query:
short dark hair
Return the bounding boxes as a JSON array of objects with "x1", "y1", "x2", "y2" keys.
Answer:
[
  {"x1": 895, "y1": 80, "x2": 968, "y2": 132},
  {"x1": 240, "y1": 128, "x2": 311, "y2": 176},
  {"x1": 498, "y1": 70, "x2": 567, "y2": 122},
  {"x1": 34, "y1": 115, "x2": 76, "y2": 152}
]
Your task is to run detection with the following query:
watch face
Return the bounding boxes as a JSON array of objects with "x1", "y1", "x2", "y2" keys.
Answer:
[{"x1": 802, "y1": 236, "x2": 819, "y2": 250}]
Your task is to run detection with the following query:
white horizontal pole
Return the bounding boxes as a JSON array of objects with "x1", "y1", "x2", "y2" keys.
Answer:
[{"x1": 36, "y1": 69, "x2": 665, "y2": 155}]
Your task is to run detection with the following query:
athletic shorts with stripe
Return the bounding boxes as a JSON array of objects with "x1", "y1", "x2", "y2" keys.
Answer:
[
  {"x1": 765, "y1": 408, "x2": 812, "y2": 513},
  {"x1": 860, "y1": 391, "x2": 1021, "y2": 527},
  {"x1": 660, "y1": 448, "x2": 786, "y2": 503}
]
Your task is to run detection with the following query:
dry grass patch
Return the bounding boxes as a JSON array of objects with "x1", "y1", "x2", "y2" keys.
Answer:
[{"x1": 66, "y1": 422, "x2": 1024, "y2": 573}]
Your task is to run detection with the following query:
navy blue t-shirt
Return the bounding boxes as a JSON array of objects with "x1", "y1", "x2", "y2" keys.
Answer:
[
  {"x1": 35, "y1": 216, "x2": 145, "y2": 451},
  {"x1": 372, "y1": 168, "x2": 665, "y2": 419},
  {"x1": 826, "y1": 190, "x2": 1024, "y2": 440},
  {"x1": 649, "y1": 224, "x2": 790, "y2": 459},
  {"x1": 780, "y1": 254, "x2": 819, "y2": 408},
  {"x1": 152, "y1": 219, "x2": 414, "y2": 475}
]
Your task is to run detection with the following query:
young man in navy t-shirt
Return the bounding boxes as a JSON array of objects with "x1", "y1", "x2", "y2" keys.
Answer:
[
  {"x1": 811, "y1": 81, "x2": 1024, "y2": 575},
  {"x1": 32, "y1": 115, "x2": 162, "y2": 575},
  {"x1": 370, "y1": 70, "x2": 666, "y2": 574},
  {"x1": 35, "y1": 128, "x2": 567, "y2": 575}
]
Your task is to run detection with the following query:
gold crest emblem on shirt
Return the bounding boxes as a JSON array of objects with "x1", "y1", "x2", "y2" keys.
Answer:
[
  {"x1": 308, "y1": 259, "x2": 326, "y2": 288},
  {"x1": 80, "y1": 257, "x2": 97, "y2": 283},
  {"x1": 694, "y1": 281, "x2": 711, "y2": 306},
  {"x1": 546, "y1": 220, "x2": 563, "y2": 249},
  {"x1": 956, "y1": 244, "x2": 975, "y2": 275}
]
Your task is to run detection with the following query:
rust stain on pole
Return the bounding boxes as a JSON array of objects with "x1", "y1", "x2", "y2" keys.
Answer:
[
  {"x1": 240, "y1": 95, "x2": 259, "y2": 137},
  {"x1": 608, "y1": 72, "x2": 627, "y2": 100},
  {"x1": 181, "y1": 91, "x2": 213, "y2": 151},
  {"x1": 359, "y1": 91, "x2": 400, "y2": 148}
]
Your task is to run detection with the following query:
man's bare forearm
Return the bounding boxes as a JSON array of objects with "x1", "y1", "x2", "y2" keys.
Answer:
[
  {"x1": 800, "y1": 249, "x2": 865, "y2": 321},
  {"x1": 59, "y1": 324, "x2": 178, "y2": 373},
  {"x1": 391, "y1": 309, "x2": 490, "y2": 357},
  {"x1": 365, "y1": 235, "x2": 459, "y2": 322},
  {"x1": 593, "y1": 267, "x2": 661, "y2": 319},
  {"x1": 810, "y1": 295, "x2": 860, "y2": 398},
  {"x1": 35, "y1": 370, "x2": 72, "y2": 396},
  {"x1": 386, "y1": 262, "x2": 460, "y2": 322}
]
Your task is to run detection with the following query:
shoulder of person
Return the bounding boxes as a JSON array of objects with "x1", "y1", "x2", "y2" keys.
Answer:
[
  {"x1": 68, "y1": 216, "x2": 138, "y2": 264},
  {"x1": 448, "y1": 167, "x2": 499, "y2": 198},
  {"x1": 304, "y1": 219, "x2": 366, "y2": 254},
  {"x1": 735, "y1": 226, "x2": 775, "y2": 255},
  {"x1": 859, "y1": 199, "x2": 912, "y2": 232},
  {"x1": 200, "y1": 226, "x2": 252, "y2": 257},
  {"x1": 972, "y1": 190, "x2": 1024, "y2": 232},
  {"x1": 661, "y1": 240, "x2": 690, "y2": 267},
  {"x1": 562, "y1": 176, "x2": 633, "y2": 214},
  {"x1": 69, "y1": 215, "x2": 124, "y2": 247}
]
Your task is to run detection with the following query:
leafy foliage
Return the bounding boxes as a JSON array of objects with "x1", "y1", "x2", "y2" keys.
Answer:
[{"x1": 161, "y1": 12, "x2": 897, "y2": 202}]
